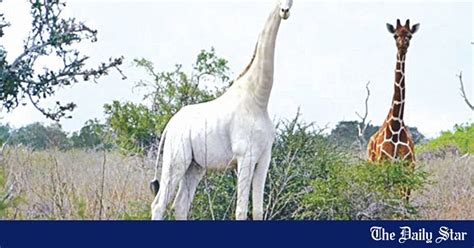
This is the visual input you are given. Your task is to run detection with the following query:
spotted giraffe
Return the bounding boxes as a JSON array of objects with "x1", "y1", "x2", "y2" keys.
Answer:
[{"x1": 368, "y1": 19, "x2": 420, "y2": 164}]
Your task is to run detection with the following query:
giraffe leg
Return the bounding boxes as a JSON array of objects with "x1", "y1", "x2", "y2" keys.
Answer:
[
  {"x1": 252, "y1": 147, "x2": 272, "y2": 220},
  {"x1": 172, "y1": 162, "x2": 205, "y2": 220},
  {"x1": 235, "y1": 155, "x2": 257, "y2": 220},
  {"x1": 151, "y1": 139, "x2": 192, "y2": 220},
  {"x1": 367, "y1": 137, "x2": 376, "y2": 161},
  {"x1": 401, "y1": 159, "x2": 415, "y2": 203}
]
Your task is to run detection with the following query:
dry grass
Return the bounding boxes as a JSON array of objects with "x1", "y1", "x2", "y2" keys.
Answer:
[
  {"x1": 413, "y1": 155, "x2": 474, "y2": 220},
  {"x1": 0, "y1": 147, "x2": 472, "y2": 220},
  {"x1": 1, "y1": 148, "x2": 155, "y2": 220}
]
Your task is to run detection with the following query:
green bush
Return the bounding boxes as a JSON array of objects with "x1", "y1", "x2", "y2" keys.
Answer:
[
  {"x1": 70, "y1": 119, "x2": 112, "y2": 150},
  {"x1": 297, "y1": 161, "x2": 427, "y2": 220},
  {"x1": 189, "y1": 170, "x2": 237, "y2": 220},
  {"x1": 104, "y1": 101, "x2": 159, "y2": 154},
  {"x1": 417, "y1": 123, "x2": 474, "y2": 154},
  {"x1": 9, "y1": 123, "x2": 70, "y2": 150},
  {"x1": 263, "y1": 112, "x2": 347, "y2": 220}
]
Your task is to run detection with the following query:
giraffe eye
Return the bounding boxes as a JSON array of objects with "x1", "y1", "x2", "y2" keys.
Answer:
[{"x1": 394, "y1": 35, "x2": 398, "y2": 39}]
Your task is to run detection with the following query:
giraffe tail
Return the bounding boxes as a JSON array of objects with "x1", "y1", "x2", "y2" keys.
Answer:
[{"x1": 150, "y1": 127, "x2": 168, "y2": 196}]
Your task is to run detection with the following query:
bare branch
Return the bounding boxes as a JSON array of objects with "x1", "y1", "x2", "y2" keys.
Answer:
[
  {"x1": 355, "y1": 81, "x2": 371, "y2": 156},
  {"x1": 203, "y1": 176, "x2": 216, "y2": 220},
  {"x1": 457, "y1": 71, "x2": 474, "y2": 111},
  {"x1": 98, "y1": 150, "x2": 107, "y2": 220}
]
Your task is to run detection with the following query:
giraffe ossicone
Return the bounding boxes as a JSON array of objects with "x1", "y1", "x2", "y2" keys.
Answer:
[{"x1": 150, "y1": 0, "x2": 292, "y2": 220}]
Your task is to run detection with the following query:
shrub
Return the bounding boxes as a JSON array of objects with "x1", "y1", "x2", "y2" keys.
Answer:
[
  {"x1": 417, "y1": 123, "x2": 474, "y2": 155},
  {"x1": 297, "y1": 161, "x2": 428, "y2": 220},
  {"x1": 189, "y1": 170, "x2": 237, "y2": 220},
  {"x1": 263, "y1": 112, "x2": 347, "y2": 220}
]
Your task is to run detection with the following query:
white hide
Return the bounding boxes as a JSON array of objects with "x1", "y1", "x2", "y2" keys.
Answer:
[{"x1": 150, "y1": 1, "x2": 291, "y2": 220}]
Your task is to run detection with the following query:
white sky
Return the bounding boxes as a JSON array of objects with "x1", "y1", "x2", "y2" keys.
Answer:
[{"x1": 1, "y1": 0, "x2": 473, "y2": 137}]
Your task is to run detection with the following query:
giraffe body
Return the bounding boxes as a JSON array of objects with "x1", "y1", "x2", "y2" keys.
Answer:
[
  {"x1": 368, "y1": 19, "x2": 420, "y2": 164},
  {"x1": 367, "y1": 117, "x2": 415, "y2": 162}
]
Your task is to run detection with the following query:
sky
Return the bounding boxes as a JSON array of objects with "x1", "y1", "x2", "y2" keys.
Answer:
[{"x1": 0, "y1": 0, "x2": 473, "y2": 138}]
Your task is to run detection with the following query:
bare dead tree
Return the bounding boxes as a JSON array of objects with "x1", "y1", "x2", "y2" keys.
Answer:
[
  {"x1": 355, "y1": 81, "x2": 372, "y2": 156},
  {"x1": 457, "y1": 71, "x2": 473, "y2": 111}
]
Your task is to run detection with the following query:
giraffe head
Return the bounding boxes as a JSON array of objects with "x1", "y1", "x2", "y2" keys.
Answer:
[
  {"x1": 278, "y1": 0, "x2": 293, "y2": 20},
  {"x1": 386, "y1": 19, "x2": 420, "y2": 54}
]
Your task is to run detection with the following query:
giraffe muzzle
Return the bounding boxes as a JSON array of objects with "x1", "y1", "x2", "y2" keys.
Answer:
[{"x1": 280, "y1": 8, "x2": 290, "y2": 20}]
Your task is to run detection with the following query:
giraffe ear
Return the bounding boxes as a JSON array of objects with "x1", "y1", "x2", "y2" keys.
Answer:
[
  {"x1": 411, "y1": 23, "x2": 420, "y2": 34},
  {"x1": 386, "y1": 23, "x2": 396, "y2": 34}
]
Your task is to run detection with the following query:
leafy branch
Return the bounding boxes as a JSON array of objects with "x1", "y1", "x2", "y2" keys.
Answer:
[{"x1": 0, "y1": 0, "x2": 125, "y2": 121}]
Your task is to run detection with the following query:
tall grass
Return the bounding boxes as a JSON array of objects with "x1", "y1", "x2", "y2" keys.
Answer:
[
  {"x1": 0, "y1": 148, "x2": 154, "y2": 220},
  {"x1": 413, "y1": 155, "x2": 473, "y2": 219},
  {"x1": 0, "y1": 147, "x2": 471, "y2": 220}
]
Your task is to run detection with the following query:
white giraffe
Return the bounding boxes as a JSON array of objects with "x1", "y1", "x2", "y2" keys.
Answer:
[{"x1": 150, "y1": 0, "x2": 293, "y2": 220}]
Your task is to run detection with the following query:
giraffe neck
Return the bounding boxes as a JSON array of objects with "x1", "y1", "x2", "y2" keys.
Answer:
[
  {"x1": 232, "y1": 5, "x2": 281, "y2": 109},
  {"x1": 386, "y1": 52, "x2": 407, "y2": 124}
]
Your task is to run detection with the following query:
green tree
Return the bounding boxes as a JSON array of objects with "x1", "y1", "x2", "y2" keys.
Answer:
[
  {"x1": 0, "y1": 123, "x2": 10, "y2": 146},
  {"x1": 329, "y1": 121, "x2": 378, "y2": 149},
  {"x1": 135, "y1": 47, "x2": 231, "y2": 131},
  {"x1": 70, "y1": 119, "x2": 111, "y2": 149},
  {"x1": 105, "y1": 48, "x2": 232, "y2": 153},
  {"x1": 408, "y1": 127, "x2": 427, "y2": 144},
  {"x1": 0, "y1": 0, "x2": 124, "y2": 121},
  {"x1": 330, "y1": 121, "x2": 426, "y2": 150},
  {"x1": 9, "y1": 122, "x2": 70, "y2": 150},
  {"x1": 104, "y1": 101, "x2": 158, "y2": 153}
]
